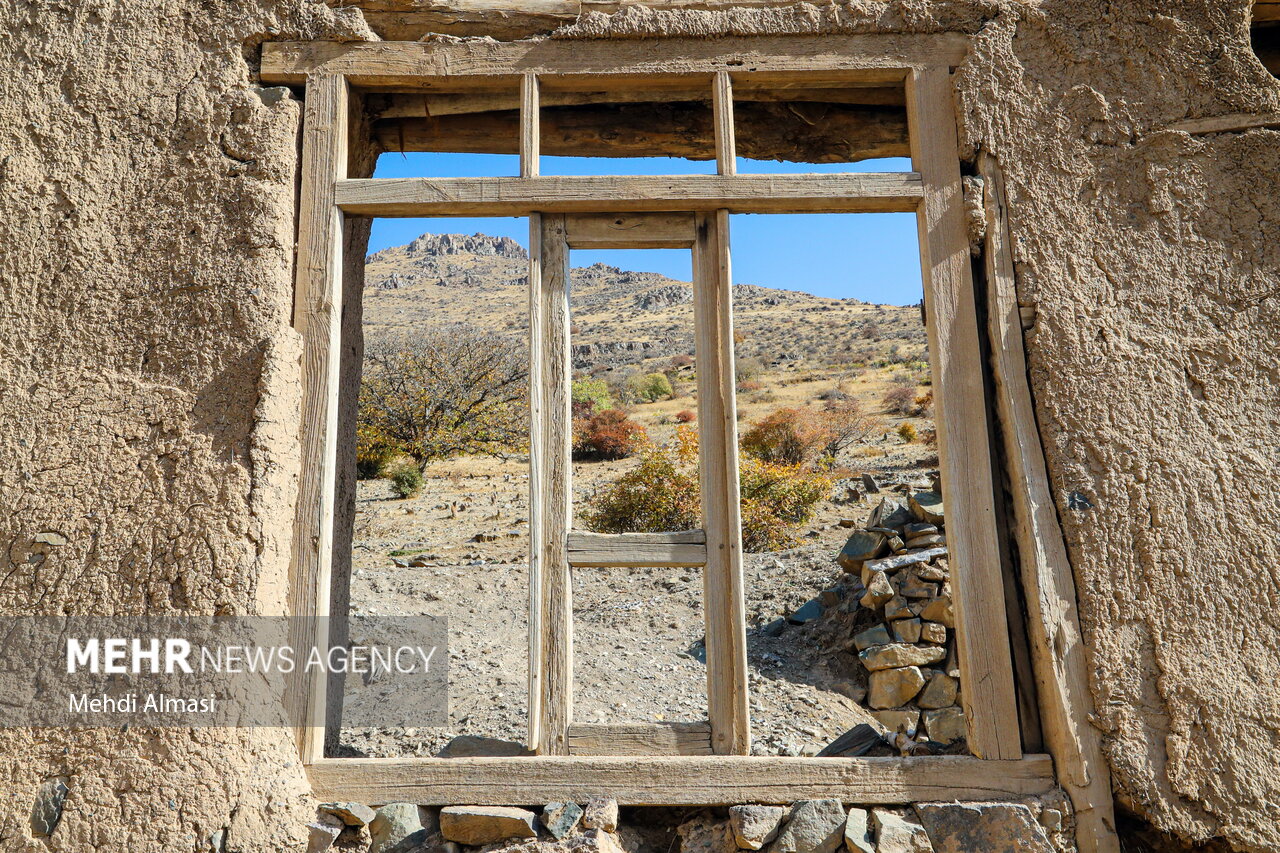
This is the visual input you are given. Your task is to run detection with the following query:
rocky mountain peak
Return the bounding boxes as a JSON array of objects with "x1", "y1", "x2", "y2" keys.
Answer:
[{"x1": 404, "y1": 232, "x2": 528, "y2": 260}]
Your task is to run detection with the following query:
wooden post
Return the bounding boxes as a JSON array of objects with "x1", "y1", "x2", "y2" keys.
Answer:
[
  {"x1": 288, "y1": 72, "x2": 349, "y2": 763},
  {"x1": 905, "y1": 68, "x2": 1022, "y2": 760},
  {"x1": 713, "y1": 71, "x2": 736, "y2": 176},
  {"x1": 693, "y1": 210, "x2": 750, "y2": 755},
  {"x1": 529, "y1": 213, "x2": 573, "y2": 754},
  {"x1": 980, "y1": 152, "x2": 1120, "y2": 852},
  {"x1": 521, "y1": 72, "x2": 540, "y2": 178}
]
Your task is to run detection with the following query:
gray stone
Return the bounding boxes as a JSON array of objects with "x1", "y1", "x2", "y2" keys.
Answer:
[
  {"x1": 843, "y1": 808, "x2": 875, "y2": 853},
  {"x1": 30, "y1": 776, "x2": 69, "y2": 838},
  {"x1": 861, "y1": 473, "x2": 881, "y2": 493},
  {"x1": 319, "y1": 802, "x2": 376, "y2": 827},
  {"x1": 868, "y1": 666, "x2": 926, "y2": 709},
  {"x1": 788, "y1": 597, "x2": 824, "y2": 624},
  {"x1": 838, "y1": 530, "x2": 888, "y2": 569},
  {"x1": 761, "y1": 618, "x2": 787, "y2": 637},
  {"x1": 583, "y1": 797, "x2": 619, "y2": 833},
  {"x1": 860, "y1": 572, "x2": 894, "y2": 609},
  {"x1": 766, "y1": 799, "x2": 846, "y2": 853},
  {"x1": 543, "y1": 802, "x2": 584, "y2": 840},
  {"x1": 678, "y1": 812, "x2": 738, "y2": 853},
  {"x1": 872, "y1": 810, "x2": 932, "y2": 852},
  {"x1": 729, "y1": 805, "x2": 786, "y2": 850},
  {"x1": 913, "y1": 803, "x2": 1054, "y2": 853},
  {"x1": 891, "y1": 618, "x2": 922, "y2": 643},
  {"x1": 864, "y1": 548, "x2": 947, "y2": 574},
  {"x1": 208, "y1": 829, "x2": 226, "y2": 853},
  {"x1": 882, "y1": 596, "x2": 916, "y2": 621},
  {"x1": 371, "y1": 803, "x2": 430, "y2": 853},
  {"x1": 307, "y1": 814, "x2": 344, "y2": 853},
  {"x1": 904, "y1": 534, "x2": 945, "y2": 549},
  {"x1": 908, "y1": 491, "x2": 944, "y2": 525},
  {"x1": 852, "y1": 624, "x2": 891, "y2": 651},
  {"x1": 916, "y1": 673, "x2": 958, "y2": 710},
  {"x1": 922, "y1": 708, "x2": 967, "y2": 745},
  {"x1": 440, "y1": 806, "x2": 538, "y2": 844},
  {"x1": 903, "y1": 522, "x2": 937, "y2": 536},
  {"x1": 860, "y1": 643, "x2": 946, "y2": 672},
  {"x1": 898, "y1": 573, "x2": 937, "y2": 600},
  {"x1": 868, "y1": 497, "x2": 915, "y2": 531}
]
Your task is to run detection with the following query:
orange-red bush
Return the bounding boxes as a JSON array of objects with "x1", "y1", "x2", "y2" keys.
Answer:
[{"x1": 573, "y1": 409, "x2": 648, "y2": 460}]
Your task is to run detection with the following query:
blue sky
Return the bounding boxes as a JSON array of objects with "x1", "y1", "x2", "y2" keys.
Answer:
[{"x1": 368, "y1": 153, "x2": 923, "y2": 306}]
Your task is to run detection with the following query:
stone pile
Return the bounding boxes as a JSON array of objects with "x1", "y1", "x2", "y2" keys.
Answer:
[
  {"x1": 309, "y1": 797, "x2": 1067, "y2": 853},
  {"x1": 834, "y1": 485, "x2": 965, "y2": 749}
]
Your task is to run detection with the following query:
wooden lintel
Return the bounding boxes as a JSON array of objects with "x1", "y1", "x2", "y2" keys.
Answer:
[
  {"x1": 567, "y1": 722, "x2": 714, "y2": 755},
  {"x1": 565, "y1": 213, "x2": 696, "y2": 249},
  {"x1": 259, "y1": 35, "x2": 970, "y2": 88},
  {"x1": 333, "y1": 174, "x2": 924, "y2": 217},
  {"x1": 567, "y1": 530, "x2": 707, "y2": 567},
  {"x1": 305, "y1": 754, "x2": 1057, "y2": 805},
  {"x1": 1256, "y1": 0, "x2": 1280, "y2": 22},
  {"x1": 1166, "y1": 111, "x2": 1280, "y2": 135}
]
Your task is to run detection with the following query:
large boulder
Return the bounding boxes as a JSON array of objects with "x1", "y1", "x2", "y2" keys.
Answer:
[
  {"x1": 440, "y1": 806, "x2": 538, "y2": 845},
  {"x1": 912, "y1": 803, "x2": 1053, "y2": 853}
]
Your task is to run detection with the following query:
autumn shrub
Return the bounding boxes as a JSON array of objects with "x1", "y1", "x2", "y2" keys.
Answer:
[
  {"x1": 881, "y1": 382, "x2": 918, "y2": 415},
  {"x1": 572, "y1": 378, "x2": 616, "y2": 415},
  {"x1": 897, "y1": 422, "x2": 918, "y2": 443},
  {"x1": 913, "y1": 389, "x2": 935, "y2": 418},
  {"x1": 584, "y1": 427, "x2": 830, "y2": 551},
  {"x1": 573, "y1": 409, "x2": 648, "y2": 460},
  {"x1": 675, "y1": 409, "x2": 696, "y2": 423},
  {"x1": 627, "y1": 371, "x2": 674, "y2": 403},
  {"x1": 737, "y1": 380, "x2": 764, "y2": 393},
  {"x1": 389, "y1": 462, "x2": 424, "y2": 499},
  {"x1": 356, "y1": 444, "x2": 398, "y2": 480},
  {"x1": 740, "y1": 407, "x2": 833, "y2": 467}
]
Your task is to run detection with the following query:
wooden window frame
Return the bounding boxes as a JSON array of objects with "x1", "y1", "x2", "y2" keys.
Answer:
[{"x1": 269, "y1": 34, "x2": 1056, "y2": 807}]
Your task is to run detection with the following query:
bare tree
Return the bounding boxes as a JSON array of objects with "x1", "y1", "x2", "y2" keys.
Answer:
[{"x1": 357, "y1": 325, "x2": 528, "y2": 469}]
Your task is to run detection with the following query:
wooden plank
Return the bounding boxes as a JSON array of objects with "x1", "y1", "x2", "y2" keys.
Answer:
[
  {"x1": 306, "y1": 754, "x2": 1057, "y2": 805},
  {"x1": 334, "y1": 174, "x2": 924, "y2": 217},
  {"x1": 288, "y1": 73, "x2": 348, "y2": 764},
  {"x1": 529, "y1": 213, "x2": 574, "y2": 755},
  {"x1": 980, "y1": 153, "x2": 1121, "y2": 853},
  {"x1": 905, "y1": 68, "x2": 1021, "y2": 760},
  {"x1": 1256, "y1": 0, "x2": 1280, "y2": 22},
  {"x1": 1166, "y1": 111, "x2": 1280, "y2": 135},
  {"x1": 564, "y1": 213, "x2": 696, "y2": 249},
  {"x1": 520, "y1": 73, "x2": 540, "y2": 178},
  {"x1": 259, "y1": 35, "x2": 971, "y2": 87},
  {"x1": 372, "y1": 86, "x2": 906, "y2": 118},
  {"x1": 567, "y1": 530, "x2": 708, "y2": 567},
  {"x1": 713, "y1": 71, "x2": 736, "y2": 176},
  {"x1": 568, "y1": 722, "x2": 714, "y2": 755},
  {"x1": 693, "y1": 210, "x2": 750, "y2": 756}
]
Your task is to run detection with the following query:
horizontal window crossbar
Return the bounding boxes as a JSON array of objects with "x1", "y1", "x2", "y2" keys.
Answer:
[
  {"x1": 334, "y1": 174, "x2": 924, "y2": 216},
  {"x1": 567, "y1": 530, "x2": 707, "y2": 568}
]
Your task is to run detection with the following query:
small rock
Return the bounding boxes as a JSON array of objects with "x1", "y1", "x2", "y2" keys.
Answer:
[
  {"x1": 370, "y1": 803, "x2": 429, "y2": 853},
  {"x1": 865, "y1": 548, "x2": 947, "y2": 574},
  {"x1": 908, "y1": 491, "x2": 944, "y2": 525},
  {"x1": 851, "y1": 624, "x2": 891, "y2": 651},
  {"x1": 208, "y1": 829, "x2": 226, "y2": 853},
  {"x1": 868, "y1": 497, "x2": 914, "y2": 530},
  {"x1": 838, "y1": 531, "x2": 888, "y2": 570},
  {"x1": 766, "y1": 800, "x2": 846, "y2": 853},
  {"x1": 916, "y1": 673, "x2": 958, "y2": 710},
  {"x1": 883, "y1": 596, "x2": 916, "y2": 621},
  {"x1": 922, "y1": 708, "x2": 967, "y2": 745},
  {"x1": 891, "y1": 618, "x2": 922, "y2": 643},
  {"x1": 918, "y1": 565, "x2": 946, "y2": 582},
  {"x1": 919, "y1": 596, "x2": 954, "y2": 628},
  {"x1": 320, "y1": 803, "x2": 376, "y2": 827},
  {"x1": 788, "y1": 598, "x2": 824, "y2": 625},
  {"x1": 903, "y1": 522, "x2": 937, "y2": 536},
  {"x1": 860, "y1": 572, "x2": 894, "y2": 609},
  {"x1": 898, "y1": 573, "x2": 937, "y2": 600},
  {"x1": 871, "y1": 709, "x2": 920, "y2": 735},
  {"x1": 307, "y1": 814, "x2": 345, "y2": 853},
  {"x1": 543, "y1": 802, "x2": 584, "y2": 840},
  {"x1": 844, "y1": 808, "x2": 875, "y2": 853},
  {"x1": 440, "y1": 806, "x2": 537, "y2": 844},
  {"x1": 920, "y1": 622, "x2": 947, "y2": 644},
  {"x1": 33, "y1": 532, "x2": 67, "y2": 547},
  {"x1": 678, "y1": 811, "x2": 738, "y2": 853},
  {"x1": 1039, "y1": 808, "x2": 1063, "y2": 832},
  {"x1": 729, "y1": 805, "x2": 786, "y2": 850},
  {"x1": 861, "y1": 473, "x2": 881, "y2": 494},
  {"x1": 761, "y1": 618, "x2": 787, "y2": 637},
  {"x1": 860, "y1": 644, "x2": 946, "y2": 672},
  {"x1": 872, "y1": 810, "x2": 933, "y2": 852},
  {"x1": 30, "y1": 776, "x2": 69, "y2": 838},
  {"x1": 904, "y1": 534, "x2": 944, "y2": 549},
  {"x1": 583, "y1": 798, "x2": 618, "y2": 833},
  {"x1": 914, "y1": 803, "x2": 1054, "y2": 852},
  {"x1": 868, "y1": 667, "x2": 926, "y2": 709}
]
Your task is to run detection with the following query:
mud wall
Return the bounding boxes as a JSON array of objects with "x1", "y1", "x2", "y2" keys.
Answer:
[{"x1": 1, "y1": 0, "x2": 1279, "y2": 850}]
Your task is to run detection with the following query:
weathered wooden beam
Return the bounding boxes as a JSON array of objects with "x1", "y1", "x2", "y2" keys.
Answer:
[
  {"x1": 564, "y1": 213, "x2": 696, "y2": 248},
  {"x1": 1166, "y1": 111, "x2": 1280, "y2": 135},
  {"x1": 305, "y1": 754, "x2": 1058, "y2": 805},
  {"x1": 980, "y1": 153, "x2": 1121, "y2": 853},
  {"x1": 1255, "y1": 0, "x2": 1280, "y2": 23},
  {"x1": 372, "y1": 102, "x2": 908, "y2": 162},
  {"x1": 349, "y1": 0, "x2": 579, "y2": 40},
  {"x1": 260, "y1": 35, "x2": 970, "y2": 88},
  {"x1": 567, "y1": 530, "x2": 707, "y2": 567},
  {"x1": 567, "y1": 722, "x2": 714, "y2": 755},
  {"x1": 370, "y1": 87, "x2": 906, "y2": 119},
  {"x1": 334, "y1": 173, "x2": 924, "y2": 217}
]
